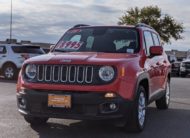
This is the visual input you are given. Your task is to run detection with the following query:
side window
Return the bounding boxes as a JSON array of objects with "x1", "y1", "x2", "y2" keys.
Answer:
[
  {"x1": 152, "y1": 33, "x2": 160, "y2": 46},
  {"x1": 86, "y1": 36, "x2": 94, "y2": 49},
  {"x1": 0, "y1": 46, "x2": 6, "y2": 54},
  {"x1": 144, "y1": 31, "x2": 154, "y2": 55}
]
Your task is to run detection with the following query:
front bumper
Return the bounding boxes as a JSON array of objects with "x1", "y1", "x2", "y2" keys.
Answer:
[{"x1": 17, "y1": 89, "x2": 134, "y2": 120}]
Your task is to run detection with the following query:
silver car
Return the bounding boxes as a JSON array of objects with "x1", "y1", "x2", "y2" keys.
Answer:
[{"x1": 0, "y1": 44, "x2": 45, "y2": 79}]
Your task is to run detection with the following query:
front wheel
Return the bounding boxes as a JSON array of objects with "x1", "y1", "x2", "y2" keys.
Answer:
[
  {"x1": 124, "y1": 85, "x2": 147, "y2": 132},
  {"x1": 24, "y1": 116, "x2": 48, "y2": 126},
  {"x1": 156, "y1": 81, "x2": 170, "y2": 109}
]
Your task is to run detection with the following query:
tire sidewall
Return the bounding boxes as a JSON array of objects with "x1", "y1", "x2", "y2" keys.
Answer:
[
  {"x1": 131, "y1": 85, "x2": 147, "y2": 131},
  {"x1": 3, "y1": 64, "x2": 17, "y2": 80},
  {"x1": 165, "y1": 81, "x2": 170, "y2": 107},
  {"x1": 137, "y1": 86, "x2": 146, "y2": 130}
]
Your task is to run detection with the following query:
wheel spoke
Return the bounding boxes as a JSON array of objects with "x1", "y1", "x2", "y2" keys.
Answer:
[
  {"x1": 138, "y1": 92, "x2": 146, "y2": 127},
  {"x1": 5, "y1": 67, "x2": 14, "y2": 79}
]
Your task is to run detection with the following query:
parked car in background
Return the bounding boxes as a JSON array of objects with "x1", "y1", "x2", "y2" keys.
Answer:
[
  {"x1": 42, "y1": 48, "x2": 50, "y2": 53},
  {"x1": 0, "y1": 44, "x2": 45, "y2": 79},
  {"x1": 180, "y1": 59, "x2": 190, "y2": 77},
  {"x1": 171, "y1": 61, "x2": 181, "y2": 76},
  {"x1": 168, "y1": 54, "x2": 177, "y2": 63},
  {"x1": 167, "y1": 54, "x2": 181, "y2": 76}
]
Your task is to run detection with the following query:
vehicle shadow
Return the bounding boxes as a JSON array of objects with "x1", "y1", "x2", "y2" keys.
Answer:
[
  {"x1": 31, "y1": 107, "x2": 190, "y2": 138},
  {"x1": 0, "y1": 78, "x2": 17, "y2": 83}
]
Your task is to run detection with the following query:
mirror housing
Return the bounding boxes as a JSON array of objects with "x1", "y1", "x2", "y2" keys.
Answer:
[{"x1": 149, "y1": 46, "x2": 163, "y2": 56}]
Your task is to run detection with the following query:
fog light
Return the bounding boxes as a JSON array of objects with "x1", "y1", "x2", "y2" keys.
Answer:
[
  {"x1": 105, "y1": 92, "x2": 116, "y2": 98},
  {"x1": 19, "y1": 97, "x2": 26, "y2": 109},
  {"x1": 109, "y1": 103, "x2": 117, "y2": 110},
  {"x1": 18, "y1": 87, "x2": 26, "y2": 94}
]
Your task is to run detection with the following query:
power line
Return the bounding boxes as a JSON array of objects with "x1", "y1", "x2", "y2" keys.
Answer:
[{"x1": 10, "y1": 0, "x2": 13, "y2": 43}]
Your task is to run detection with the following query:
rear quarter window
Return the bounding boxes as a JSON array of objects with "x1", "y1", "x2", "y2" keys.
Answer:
[
  {"x1": 0, "y1": 46, "x2": 6, "y2": 54},
  {"x1": 12, "y1": 46, "x2": 44, "y2": 54}
]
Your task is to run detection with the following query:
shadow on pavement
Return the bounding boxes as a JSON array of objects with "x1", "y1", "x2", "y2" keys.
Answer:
[
  {"x1": 0, "y1": 77, "x2": 17, "y2": 84},
  {"x1": 30, "y1": 107, "x2": 190, "y2": 138}
]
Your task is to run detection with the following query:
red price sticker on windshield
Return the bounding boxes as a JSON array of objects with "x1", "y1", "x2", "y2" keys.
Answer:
[{"x1": 56, "y1": 41, "x2": 83, "y2": 50}]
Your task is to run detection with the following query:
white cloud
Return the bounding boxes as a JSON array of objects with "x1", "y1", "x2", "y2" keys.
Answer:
[{"x1": 0, "y1": 0, "x2": 189, "y2": 50}]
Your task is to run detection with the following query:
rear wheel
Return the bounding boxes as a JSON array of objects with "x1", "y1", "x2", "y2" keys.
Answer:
[
  {"x1": 24, "y1": 116, "x2": 48, "y2": 125},
  {"x1": 3, "y1": 63, "x2": 17, "y2": 80},
  {"x1": 156, "y1": 81, "x2": 170, "y2": 109},
  {"x1": 124, "y1": 85, "x2": 147, "y2": 132}
]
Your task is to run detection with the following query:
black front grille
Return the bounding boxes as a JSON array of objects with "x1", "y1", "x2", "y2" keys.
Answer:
[
  {"x1": 36, "y1": 65, "x2": 94, "y2": 84},
  {"x1": 24, "y1": 64, "x2": 117, "y2": 85}
]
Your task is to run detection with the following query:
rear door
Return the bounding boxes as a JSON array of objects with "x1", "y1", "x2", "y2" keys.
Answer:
[
  {"x1": 0, "y1": 46, "x2": 7, "y2": 68},
  {"x1": 144, "y1": 31, "x2": 163, "y2": 96},
  {"x1": 152, "y1": 33, "x2": 167, "y2": 90}
]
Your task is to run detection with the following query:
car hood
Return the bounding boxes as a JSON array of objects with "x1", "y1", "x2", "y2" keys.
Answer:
[{"x1": 25, "y1": 52, "x2": 139, "y2": 65}]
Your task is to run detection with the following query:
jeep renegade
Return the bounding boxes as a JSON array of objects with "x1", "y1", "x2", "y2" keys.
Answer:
[{"x1": 16, "y1": 24, "x2": 171, "y2": 132}]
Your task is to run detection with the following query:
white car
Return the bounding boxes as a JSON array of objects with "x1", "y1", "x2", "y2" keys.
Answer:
[
  {"x1": 180, "y1": 59, "x2": 190, "y2": 77},
  {"x1": 0, "y1": 44, "x2": 45, "y2": 79}
]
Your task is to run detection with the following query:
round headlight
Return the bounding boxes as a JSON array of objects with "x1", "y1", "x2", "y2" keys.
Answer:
[
  {"x1": 99, "y1": 66, "x2": 115, "y2": 82},
  {"x1": 25, "y1": 64, "x2": 37, "y2": 79}
]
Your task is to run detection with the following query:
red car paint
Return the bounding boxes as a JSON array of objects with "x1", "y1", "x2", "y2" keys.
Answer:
[
  {"x1": 16, "y1": 25, "x2": 172, "y2": 132},
  {"x1": 17, "y1": 26, "x2": 170, "y2": 101}
]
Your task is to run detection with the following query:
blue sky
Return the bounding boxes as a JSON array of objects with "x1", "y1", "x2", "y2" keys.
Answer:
[{"x1": 0, "y1": 0, "x2": 190, "y2": 51}]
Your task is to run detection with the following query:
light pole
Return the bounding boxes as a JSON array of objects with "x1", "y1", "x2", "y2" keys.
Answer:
[{"x1": 10, "y1": 0, "x2": 13, "y2": 43}]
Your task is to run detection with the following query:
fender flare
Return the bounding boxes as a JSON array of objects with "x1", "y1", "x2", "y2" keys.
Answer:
[{"x1": 133, "y1": 71, "x2": 150, "y2": 101}]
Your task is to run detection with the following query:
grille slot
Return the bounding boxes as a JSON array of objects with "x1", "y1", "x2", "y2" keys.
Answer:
[
  {"x1": 37, "y1": 65, "x2": 44, "y2": 81},
  {"x1": 36, "y1": 65, "x2": 94, "y2": 84}
]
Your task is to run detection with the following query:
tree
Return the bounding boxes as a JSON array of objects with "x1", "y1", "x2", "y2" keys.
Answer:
[{"x1": 118, "y1": 6, "x2": 184, "y2": 43}]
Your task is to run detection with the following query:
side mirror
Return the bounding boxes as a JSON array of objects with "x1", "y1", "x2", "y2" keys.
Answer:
[{"x1": 149, "y1": 46, "x2": 163, "y2": 56}]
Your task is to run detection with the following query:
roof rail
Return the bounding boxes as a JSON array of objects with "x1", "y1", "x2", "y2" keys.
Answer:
[
  {"x1": 135, "y1": 23, "x2": 153, "y2": 29},
  {"x1": 73, "y1": 24, "x2": 90, "y2": 28}
]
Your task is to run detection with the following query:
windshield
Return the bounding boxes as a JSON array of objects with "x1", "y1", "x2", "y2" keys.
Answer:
[{"x1": 54, "y1": 27, "x2": 139, "y2": 54}]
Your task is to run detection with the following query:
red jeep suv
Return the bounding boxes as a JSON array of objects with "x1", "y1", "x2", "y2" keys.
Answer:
[{"x1": 16, "y1": 24, "x2": 171, "y2": 132}]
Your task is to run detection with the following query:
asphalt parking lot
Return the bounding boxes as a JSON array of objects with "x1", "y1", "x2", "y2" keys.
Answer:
[{"x1": 0, "y1": 77, "x2": 190, "y2": 138}]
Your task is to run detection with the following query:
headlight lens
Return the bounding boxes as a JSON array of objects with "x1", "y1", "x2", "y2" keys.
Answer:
[
  {"x1": 99, "y1": 66, "x2": 115, "y2": 82},
  {"x1": 25, "y1": 64, "x2": 37, "y2": 79}
]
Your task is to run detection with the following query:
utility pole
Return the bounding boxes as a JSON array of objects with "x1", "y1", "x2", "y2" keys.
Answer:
[{"x1": 10, "y1": 0, "x2": 13, "y2": 43}]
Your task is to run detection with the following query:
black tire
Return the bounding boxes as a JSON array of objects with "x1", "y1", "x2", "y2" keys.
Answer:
[
  {"x1": 24, "y1": 116, "x2": 48, "y2": 126},
  {"x1": 3, "y1": 63, "x2": 18, "y2": 80},
  {"x1": 124, "y1": 85, "x2": 147, "y2": 132},
  {"x1": 156, "y1": 81, "x2": 170, "y2": 109}
]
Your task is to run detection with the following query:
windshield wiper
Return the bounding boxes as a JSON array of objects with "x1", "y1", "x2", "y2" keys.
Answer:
[{"x1": 53, "y1": 49, "x2": 68, "y2": 52}]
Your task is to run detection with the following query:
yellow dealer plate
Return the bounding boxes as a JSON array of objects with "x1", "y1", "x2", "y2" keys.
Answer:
[{"x1": 48, "y1": 94, "x2": 71, "y2": 108}]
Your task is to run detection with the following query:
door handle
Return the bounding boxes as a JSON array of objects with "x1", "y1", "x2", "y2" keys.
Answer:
[{"x1": 2, "y1": 55, "x2": 6, "y2": 58}]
